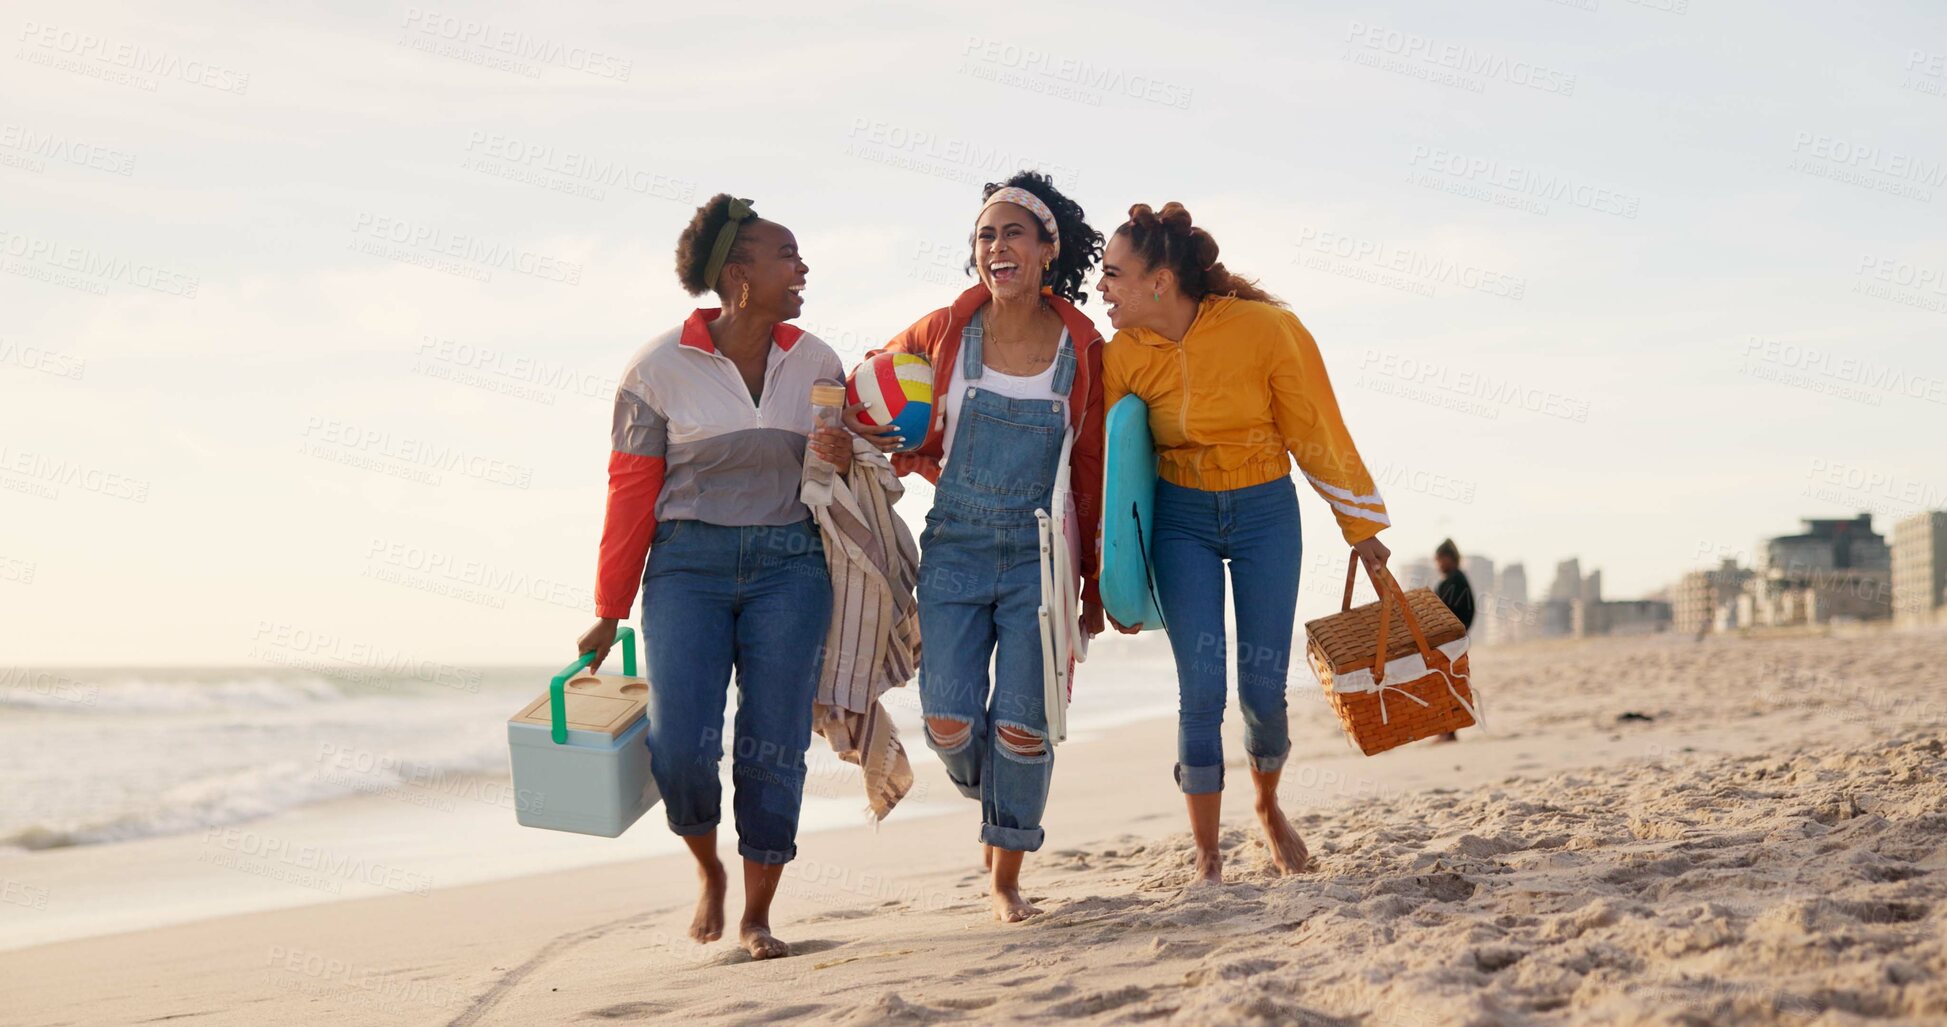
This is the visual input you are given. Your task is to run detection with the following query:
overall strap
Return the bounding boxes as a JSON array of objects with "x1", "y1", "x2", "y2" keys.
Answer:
[
  {"x1": 959, "y1": 316, "x2": 985, "y2": 382},
  {"x1": 1050, "y1": 328, "x2": 1076, "y2": 396}
]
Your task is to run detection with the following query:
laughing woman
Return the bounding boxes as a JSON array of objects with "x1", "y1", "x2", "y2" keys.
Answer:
[
  {"x1": 577, "y1": 194, "x2": 849, "y2": 960},
  {"x1": 1097, "y1": 203, "x2": 1392, "y2": 885},
  {"x1": 848, "y1": 171, "x2": 1106, "y2": 922}
]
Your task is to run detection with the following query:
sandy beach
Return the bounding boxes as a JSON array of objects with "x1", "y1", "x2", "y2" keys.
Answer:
[{"x1": 6, "y1": 628, "x2": 1945, "y2": 1026}]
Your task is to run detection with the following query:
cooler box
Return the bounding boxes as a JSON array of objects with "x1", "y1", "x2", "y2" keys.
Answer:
[{"x1": 506, "y1": 627, "x2": 660, "y2": 837}]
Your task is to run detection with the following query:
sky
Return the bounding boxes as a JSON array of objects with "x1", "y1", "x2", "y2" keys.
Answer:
[{"x1": 2, "y1": 0, "x2": 1942, "y2": 665}]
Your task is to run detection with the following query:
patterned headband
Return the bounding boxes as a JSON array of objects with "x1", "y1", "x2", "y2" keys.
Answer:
[{"x1": 979, "y1": 187, "x2": 1060, "y2": 258}]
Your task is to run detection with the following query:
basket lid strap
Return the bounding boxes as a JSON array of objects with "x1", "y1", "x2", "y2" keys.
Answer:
[
  {"x1": 1382, "y1": 569, "x2": 1441, "y2": 662},
  {"x1": 1367, "y1": 564, "x2": 1445, "y2": 680}
]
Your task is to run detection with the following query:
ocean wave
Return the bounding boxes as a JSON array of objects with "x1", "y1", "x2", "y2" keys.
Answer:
[
  {"x1": 0, "y1": 674, "x2": 347, "y2": 714},
  {"x1": 0, "y1": 739, "x2": 510, "y2": 852}
]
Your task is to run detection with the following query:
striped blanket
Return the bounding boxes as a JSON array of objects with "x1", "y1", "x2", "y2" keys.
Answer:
[{"x1": 800, "y1": 433, "x2": 919, "y2": 820}]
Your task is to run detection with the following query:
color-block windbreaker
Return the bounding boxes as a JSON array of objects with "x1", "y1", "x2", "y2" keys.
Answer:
[
  {"x1": 1103, "y1": 295, "x2": 1389, "y2": 544},
  {"x1": 594, "y1": 309, "x2": 842, "y2": 619},
  {"x1": 863, "y1": 283, "x2": 1106, "y2": 604}
]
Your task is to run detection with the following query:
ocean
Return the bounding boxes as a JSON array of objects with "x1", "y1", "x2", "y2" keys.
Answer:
[{"x1": 0, "y1": 631, "x2": 1187, "y2": 949}]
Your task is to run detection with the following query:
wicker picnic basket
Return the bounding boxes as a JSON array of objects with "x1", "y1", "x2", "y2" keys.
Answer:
[{"x1": 1304, "y1": 553, "x2": 1479, "y2": 756}]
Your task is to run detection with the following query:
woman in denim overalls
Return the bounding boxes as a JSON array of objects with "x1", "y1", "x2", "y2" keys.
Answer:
[{"x1": 848, "y1": 171, "x2": 1107, "y2": 922}]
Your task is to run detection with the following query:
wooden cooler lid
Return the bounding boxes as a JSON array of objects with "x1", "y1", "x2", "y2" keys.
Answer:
[
  {"x1": 510, "y1": 673, "x2": 647, "y2": 739},
  {"x1": 1305, "y1": 587, "x2": 1467, "y2": 675}
]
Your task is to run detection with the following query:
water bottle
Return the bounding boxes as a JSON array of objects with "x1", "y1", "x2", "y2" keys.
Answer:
[{"x1": 807, "y1": 379, "x2": 846, "y2": 480}]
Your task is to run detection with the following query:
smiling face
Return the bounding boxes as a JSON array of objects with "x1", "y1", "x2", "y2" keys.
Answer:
[
  {"x1": 1095, "y1": 230, "x2": 1163, "y2": 333},
  {"x1": 726, "y1": 219, "x2": 808, "y2": 320},
  {"x1": 973, "y1": 202, "x2": 1055, "y2": 303}
]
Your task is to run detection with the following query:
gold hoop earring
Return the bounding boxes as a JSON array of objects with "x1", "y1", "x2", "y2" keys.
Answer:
[{"x1": 738, "y1": 282, "x2": 749, "y2": 310}]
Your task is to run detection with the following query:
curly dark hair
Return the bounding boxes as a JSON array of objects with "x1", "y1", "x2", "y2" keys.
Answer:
[
  {"x1": 965, "y1": 170, "x2": 1103, "y2": 305},
  {"x1": 674, "y1": 193, "x2": 755, "y2": 296},
  {"x1": 1115, "y1": 201, "x2": 1282, "y2": 306}
]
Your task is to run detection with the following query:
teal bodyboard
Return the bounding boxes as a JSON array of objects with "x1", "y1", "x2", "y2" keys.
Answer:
[{"x1": 1099, "y1": 395, "x2": 1165, "y2": 631}]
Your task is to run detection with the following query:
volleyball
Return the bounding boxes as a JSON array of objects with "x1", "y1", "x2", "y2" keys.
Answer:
[{"x1": 847, "y1": 352, "x2": 933, "y2": 452}]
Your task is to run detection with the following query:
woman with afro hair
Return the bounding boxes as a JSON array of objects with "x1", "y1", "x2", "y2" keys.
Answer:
[
  {"x1": 847, "y1": 170, "x2": 1106, "y2": 923},
  {"x1": 578, "y1": 193, "x2": 850, "y2": 960}
]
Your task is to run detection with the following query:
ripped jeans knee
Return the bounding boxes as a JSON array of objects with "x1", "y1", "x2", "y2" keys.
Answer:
[
  {"x1": 925, "y1": 715, "x2": 973, "y2": 755},
  {"x1": 994, "y1": 721, "x2": 1050, "y2": 764}
]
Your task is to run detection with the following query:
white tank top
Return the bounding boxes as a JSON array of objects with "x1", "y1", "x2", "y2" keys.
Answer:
[{"x1": 940, "y1": 328, "x2": 1069, "y2": 469}]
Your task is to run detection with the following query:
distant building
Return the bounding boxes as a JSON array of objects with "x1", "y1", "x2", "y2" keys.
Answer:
[
  {"x1": 1462, "y1": 555, "x2": 1496, "y2": 641},
  {"x1": 1601, "y1": 599, "x2": 1674, "y2": 635},
  {"x1": 1397, "y1": 557, "x2": 1437, "y2": 592},
  {"x1": 1495, "y1": 563, "x2": 1529, "y2": 644},
  {"x1": 1892, "y1": 511, "x2": 1947, "y2": 626},
  {"x1": 1674, "y1": 558, "x2": 1751, "y2": 635},
  {"x1": 1761, "y1": 513, "x2": 1890, "y2": 576},
  {"x1": 1745, "y1": 514, "x2": 1891, "y2": 626},
  {"x1": 1548, "y1": 559, "x2": 1582, "y2": 601}
]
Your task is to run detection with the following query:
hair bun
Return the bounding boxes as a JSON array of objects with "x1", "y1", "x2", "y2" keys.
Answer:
[
  {"x1": 1188, "y1": 228, "x2": 1220, "y2": 271},
  {"x1": 1157, "y1": 201, "x2": 1194, "y2": 234},
  {"x1": 1126, "y1": 202, "x2": 1159, "y2": 228}
]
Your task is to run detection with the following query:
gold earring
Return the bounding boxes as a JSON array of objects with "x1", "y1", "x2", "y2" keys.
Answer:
[
  {"x1": 739, "y1": 282, "x2": 749, "y2": 310},
  {"x1": 1043, "y1": 259, "x2": 1051, "y2": 270}
]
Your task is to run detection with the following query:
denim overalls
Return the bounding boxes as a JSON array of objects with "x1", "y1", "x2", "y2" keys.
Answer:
[{"x1": 916, "y1": 315, "x2": 1074, "y2": 853}]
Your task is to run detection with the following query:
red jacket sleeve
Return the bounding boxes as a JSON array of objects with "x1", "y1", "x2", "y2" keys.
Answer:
[
  {"x1": 1072, "y1": 339, "x2": 1105, "y2": 603},
  {"x1": 594, "y1": 388, "x2": 667, "y2": 619}
]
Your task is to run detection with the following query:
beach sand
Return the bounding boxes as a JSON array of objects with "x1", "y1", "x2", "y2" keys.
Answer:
[{"x1": 6, "y1": 629, "x2": 1945, "y2": 1026}]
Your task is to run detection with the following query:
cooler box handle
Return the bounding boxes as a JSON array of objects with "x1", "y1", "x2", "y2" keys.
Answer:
[{"x1": 551, "y1": 628, "x2": 638, "y2": 744}]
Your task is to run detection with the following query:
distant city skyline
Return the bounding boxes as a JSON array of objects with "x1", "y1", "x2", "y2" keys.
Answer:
[{"x1": 4, "y1": 2, "x2": 1943, "y2": 664}]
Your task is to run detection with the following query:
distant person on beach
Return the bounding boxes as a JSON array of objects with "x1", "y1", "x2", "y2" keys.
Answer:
[
  {"x1": 576, "y1": 194, "x2": 851, "y2": 961},
  {"x1": 846, "y1": 170, "x2": 1106, "y2": 923},
  {"x1": 1431, "y1": 538, "x2": 1475, "y2": 744},
  {"x1": 1099, "y1": 203, "x2": 1392, "y2": 884}
]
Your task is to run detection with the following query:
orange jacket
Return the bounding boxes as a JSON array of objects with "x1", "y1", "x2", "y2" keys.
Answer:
[
  {"x1": 866, "y1": 283, "x2": 1106, "y2": 600},
  {"x1": 1104, "y1": 296, "x2": 1389, "y2": 544}
]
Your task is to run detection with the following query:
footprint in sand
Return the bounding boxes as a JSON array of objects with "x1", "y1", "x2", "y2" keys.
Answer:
[
  {"x1": 805, "y1": 908, "x2": 874, "y2": 923},
  {"x1": 585, "y1": 1001, "x2": 666, "y2": 1019}
]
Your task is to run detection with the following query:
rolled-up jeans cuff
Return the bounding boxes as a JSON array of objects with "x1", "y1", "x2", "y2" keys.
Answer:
[
  {"x1": 980, "y1": 823, "x2": 1044, "y2": 853},
  {"x1": 738, "y1": 841, "x2": 796, "y2": 865},
  {"x1": 1174, "y1": 762, "x2": 1223, "y2": 795},
  {"x1": 1249, "y1": 744, "x2": 1291, "y2": 774}
]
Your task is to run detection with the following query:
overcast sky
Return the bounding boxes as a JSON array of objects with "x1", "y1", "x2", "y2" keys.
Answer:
[{"x1": 3, "y1": 0, "x2": 1942, "y2": 665}]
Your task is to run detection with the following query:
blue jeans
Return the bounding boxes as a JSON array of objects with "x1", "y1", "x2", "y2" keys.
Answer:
[
  {"x1": 1151, "y1": 477, "x2": 1300, "y2": 794},
  {"x1": 641, "y1": 519, "x2": 831, "y2": 864},
  {"x1": 917, "y1": 515, "x2": 1053, "y2": 852}
]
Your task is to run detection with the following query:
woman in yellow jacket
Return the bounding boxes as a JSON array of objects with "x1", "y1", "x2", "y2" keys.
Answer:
[{"x1": 1097, "y1": 203, "x2": 1392, "y2": 884}]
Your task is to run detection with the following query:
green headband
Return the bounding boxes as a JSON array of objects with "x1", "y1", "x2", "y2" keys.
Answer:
[{"x1": 703, "y1": 197, "x2": 756, "y2": 289}]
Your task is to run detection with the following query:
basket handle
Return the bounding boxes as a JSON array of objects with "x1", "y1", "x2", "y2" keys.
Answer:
[
  {"x1": 552, "y1": 626, "x2": 637, "y2": 744},
  {"x1": 1343, "y1": 552, "x2": 1440, "y2": 684}
]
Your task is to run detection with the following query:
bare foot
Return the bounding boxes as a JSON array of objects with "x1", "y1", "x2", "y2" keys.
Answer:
[
  {"x1": 689, "y1": 859, "x2": 727, "y2": 943},
  {"x1": 988, "y1": 846, "x2": 1041, "y2": 922},
  {"x1": 991, "y1": 883, "x2": 1042, "y2": 923},
  {"x1": 1256, "y1": 800, "x2": 1310, "y2": 875},
  {"x1": 739, "y1": 921, "x2": 790, "y2": 960},
  {"x1": 1192, "y1": 847, "x2": 1223, "y2": 885}
]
